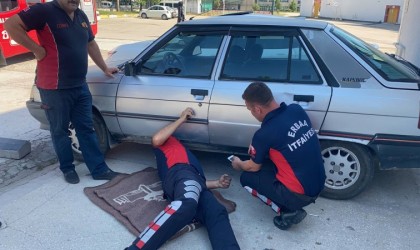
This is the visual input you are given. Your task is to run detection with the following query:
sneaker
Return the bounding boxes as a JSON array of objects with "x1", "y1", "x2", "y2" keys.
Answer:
[
  {"x1": 63, "y1": 170, "x2": 80, "y2": 184},
  {"x1": 92, "y1": 169, "x2": 121, "y2": 181},
  {"x1": 273, "y1": 209, "x2": 307, "y2": 230}
]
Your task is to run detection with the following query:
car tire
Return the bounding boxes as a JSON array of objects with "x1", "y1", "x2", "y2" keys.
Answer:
[
  {"x1": 161, "y1": 14, "x2": 168, "y2": 20},
  {"x1": 69, "y1": 112, "x2": 110, "y2": 162},
  {"x1": 141, "y1": 13, "x2": 147, "y2": 19},
  {"x1": 320, "y1": 140, "x2": 374, "y2": 200}
]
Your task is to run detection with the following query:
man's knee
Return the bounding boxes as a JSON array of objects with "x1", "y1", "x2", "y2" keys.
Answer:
[
  {"x1": 195, "y1": 190, "x2": 229, "y2": 223},
  {"x1": 172, "y1": 199, "x2": 198, "y2": 222},
  {"x1": 240, "y1": 171, "x2": 255, "y2": 187},
  {"x1": 182, "y1": 179, "x2": 202, "y2": 203},
  {"x1": 211, "y1": 201, "x2": 228, "y2": 218}
]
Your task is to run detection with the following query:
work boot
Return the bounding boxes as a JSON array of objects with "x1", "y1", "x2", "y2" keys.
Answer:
[
  {"x1": 273, "y1": 209, "x2": 307, "y2": 230},
  {"x1": 63, "y1": 170, "x2": 80, "y2": 184},
  {"x1": 92, "y1": 169, "x2": 121, "y2": 181}
]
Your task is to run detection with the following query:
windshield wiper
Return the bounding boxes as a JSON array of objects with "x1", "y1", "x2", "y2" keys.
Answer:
[{"x1": 386, "y1": 53, "x2": 420, "y2": 76}]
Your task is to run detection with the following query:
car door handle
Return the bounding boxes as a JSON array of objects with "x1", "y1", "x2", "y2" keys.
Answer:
[
  {"x1": 294, "y1": 95, "x2": 314, "y2": 102},
  {"x1": 191, "y1": 89, "x2": 208, "y2": 101},
  {"x1": 191, "y1": 89, "x2": 208, "y2": 96}
]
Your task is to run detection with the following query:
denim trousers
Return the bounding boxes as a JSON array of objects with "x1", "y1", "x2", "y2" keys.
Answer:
[{"x1": 38, "y1": 84, "x2": 109, "y2": 176}]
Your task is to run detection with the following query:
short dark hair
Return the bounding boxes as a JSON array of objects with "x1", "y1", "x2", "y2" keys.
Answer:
[{"x1": 242, "y1": 82, "x2": 274, "y2": 106}]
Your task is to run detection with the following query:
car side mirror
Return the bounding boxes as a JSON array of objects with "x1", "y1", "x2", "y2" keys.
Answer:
[{"x1": 124, "y1": 61, "x2": 137, "y2": 76}]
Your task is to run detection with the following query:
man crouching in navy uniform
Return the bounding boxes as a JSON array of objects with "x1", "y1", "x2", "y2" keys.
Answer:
[
  {"x1": 126, "y1": 108, "x2": 240, "y2": 250},
  {"x1": 231, "y1": 82, "x2": 326, "y2": 230}
]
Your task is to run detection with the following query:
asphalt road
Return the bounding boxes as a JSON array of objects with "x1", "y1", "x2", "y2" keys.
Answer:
[{"x1": 0, "y1": 16, "x2": 419, "y2": 250}]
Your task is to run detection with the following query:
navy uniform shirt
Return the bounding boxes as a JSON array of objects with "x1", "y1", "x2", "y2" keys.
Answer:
[
  {"x1": 249, "y1": 103, "x2": 326, "y2": 197},
  {"x1": 153, "y1": 136, "x2": 206, "y2": 181},
  {"x1": 18, "y1": 0, "x2": 94, "y2": 89}
]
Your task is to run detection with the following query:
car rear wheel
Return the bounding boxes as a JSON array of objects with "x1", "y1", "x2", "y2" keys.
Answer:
[
  {"x1": 141, "y1": 13, "x2": 147, "y2": 19},
  {"x1": 161, "y1": 14, "x2": 168, "y2": 20},
  {"x1": 320, "y1": 140, "x2": 374, "y2": 200},
  {"x1": 68, "y1": 112, "x2": 110, "y2": 162}
]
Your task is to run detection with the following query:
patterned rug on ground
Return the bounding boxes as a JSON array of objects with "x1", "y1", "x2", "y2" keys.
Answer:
[{"x1": 84, "y1": 167, "x2": 235, "y2": 239}]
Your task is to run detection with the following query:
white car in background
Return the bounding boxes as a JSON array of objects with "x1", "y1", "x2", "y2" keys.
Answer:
[
  {"x1": 100, "y1": 1, "x2": 113, "y2": 8},
  {"x1": 140, "y1": 5, "x2": 174, "y2": 20}
]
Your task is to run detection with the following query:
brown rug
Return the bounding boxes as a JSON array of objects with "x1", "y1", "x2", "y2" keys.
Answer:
[{"x1": 84, "y1": 167, "x2": 236, "y2": 239}]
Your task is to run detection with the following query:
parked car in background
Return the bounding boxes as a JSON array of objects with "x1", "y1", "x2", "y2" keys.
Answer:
[
  {"x1": 139, "y1": 5, "x2": 174, "y2": 20},
  {"x1": 26, "y1": 14, "x2": 420, "y2": 200},
  {"x1": 100, "y1": 1, "x2": 113, "y2": 8},
  {"x1": 168, "y1": 7, "x2": 178, "y2": 18}
]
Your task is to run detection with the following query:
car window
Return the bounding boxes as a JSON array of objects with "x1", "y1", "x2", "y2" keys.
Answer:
[
  {"x1": 221, "y1": 35, "x2": 321, "y2": 84},
  {"x1": 1, "y1": 0, "x2": 18, "y2": 12},
  {"x1": 140, "y1": 32, "x2": 224, "y2": 78},
  {"x1": 330, "y1": 26, "x2": 420, "y2": 82}
]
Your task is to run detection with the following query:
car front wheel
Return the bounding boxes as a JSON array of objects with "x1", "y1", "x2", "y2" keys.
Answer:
[
  {"x1": 141, "y1": 13, "x2": 147, "y2": 18},
  {"x1": 161, "y1": 14, "x2": 168, "y2": 20},
  {"x1": 68, "y1": 112, "x2": 110, "y2": 162},
  {"x1": 320, "y1": 140, "x2": 374, "y2": 200}
]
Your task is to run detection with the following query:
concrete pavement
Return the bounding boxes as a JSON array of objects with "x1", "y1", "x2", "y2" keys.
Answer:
[{"x1": 0, "y1": 142, "x2": 419, "y2": 250}]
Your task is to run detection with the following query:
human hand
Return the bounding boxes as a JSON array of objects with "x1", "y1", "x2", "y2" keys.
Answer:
[
  {"x1": 217, "y1": 174, "x2": 232, "y2": 189},
  {"x1": 104, "y1": 67, "x2": 119, "y2": 77},
  {"x1": 180, "y1": 107, "x2": 195, "y2": 122},
  {"x1": 33, "y1": 46, "x2": 46, "y2": 61},
  {"x1": 231, "y1": 156, "x2": 242, "y2": 171}
]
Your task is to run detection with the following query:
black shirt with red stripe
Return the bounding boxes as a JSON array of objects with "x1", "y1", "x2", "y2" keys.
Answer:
[
  {"x1": 249, "y1": 103, "x2": 326, "y2": 197},
  {"x1": 18, "y1": 0, "x2": 94, "y2": 89}
]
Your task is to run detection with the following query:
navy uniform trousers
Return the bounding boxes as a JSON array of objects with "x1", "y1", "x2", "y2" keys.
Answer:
[{"x1": 128, "y1": 164, "x2": 240, "y2": 250}]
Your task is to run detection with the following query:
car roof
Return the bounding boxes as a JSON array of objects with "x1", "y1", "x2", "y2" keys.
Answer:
[{"x1": 178, "y1": 13, "x2": 329, "y2": 30}]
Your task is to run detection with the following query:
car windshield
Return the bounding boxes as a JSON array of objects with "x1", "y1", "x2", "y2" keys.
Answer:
[{"x1": 331, "y1": 26, "x2": 420, "y2": 83}]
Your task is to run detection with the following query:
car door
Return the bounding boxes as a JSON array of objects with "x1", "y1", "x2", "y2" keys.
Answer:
[
  {"x1": 116, "y1": 27, "x2": 228, "y2": 144},
  {"x1": 209, "y1": 27, "x2": 333, "y2": 147},
  {"x1": 147, "y1": 6, "x2": 157, "y2": 18}
]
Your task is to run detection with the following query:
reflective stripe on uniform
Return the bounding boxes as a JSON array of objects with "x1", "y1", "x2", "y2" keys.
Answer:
[
  {"x1": 136, "y1": 200, "x2": 182, "y2": 248},
  {"x1": 244, "y1": 186, "x2": 280, "y2": 214},
  {"x1": 183, "y1": 180, "x2": 201, "y2": 203}
]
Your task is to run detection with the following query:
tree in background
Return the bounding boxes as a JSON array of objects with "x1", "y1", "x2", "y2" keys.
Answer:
[
  {"x1": 275, "y1": 0, "x2": 280, "y2": 13},
  {"x1": 213, "y1": 0, "x2": 221, "y2": 10},
  {"x1": 289, "y1": 0, "x2": 297, "y2": 12},
  {"x1": 252, "y1": 3, "x2": 260, "y2": 11},
  {"x1": 133, "y1": 0, "x2": 146, "y2": 9}
]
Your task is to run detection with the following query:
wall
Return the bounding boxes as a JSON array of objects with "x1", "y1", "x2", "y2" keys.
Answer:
[
  {"x1": 185, "y1": 0, "x2": 201, "y2": 13},
  {"x1": 396, "y1": 0, "x2": 420, "y2": 68},
  {"x1": 300, "y1": 0, "x2": 404, "y2": 23},
  {"x1": 300, "y1": 0, "x2": 314, "y2": 16}
]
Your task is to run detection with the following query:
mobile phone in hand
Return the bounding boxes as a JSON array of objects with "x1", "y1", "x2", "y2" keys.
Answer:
[{"x1": 227, "y1": 155, "x2": 235, "y2": 162}]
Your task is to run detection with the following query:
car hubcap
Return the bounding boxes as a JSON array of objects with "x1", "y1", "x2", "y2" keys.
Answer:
[{"x1": 322, "y1": 146, "x2": 361, "y2": 190}]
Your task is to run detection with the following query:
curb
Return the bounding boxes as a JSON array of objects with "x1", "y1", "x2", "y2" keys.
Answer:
[{"x1": 99, "y1": 14, "x2": 138, "y2": 19}]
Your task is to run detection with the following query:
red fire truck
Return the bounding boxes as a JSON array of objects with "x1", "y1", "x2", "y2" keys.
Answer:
[{"x1": 0, "y1": 0, "x2": 98, "y2": 65}]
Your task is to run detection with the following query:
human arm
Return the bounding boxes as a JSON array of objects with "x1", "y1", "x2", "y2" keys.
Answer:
[
  {"x1": 151, "y1": 107, "x2": 194, "y2": 147},
  {"x1": 231, "y1": 156, "x2": 262, "y2": 172},
  {"x1": 4, "y1": 15, "x2": 45, "y2": 60},
  {"x1": 87, "y1": 40, "x2": 118, "y2": 77},
  {"x1": 206, "y1": 174, "x2": 232, "y2": 189}
]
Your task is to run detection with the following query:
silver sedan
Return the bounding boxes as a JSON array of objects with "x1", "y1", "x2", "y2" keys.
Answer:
[{"x1": 27, "y1": 14, "x2": 420, "y2": 200}]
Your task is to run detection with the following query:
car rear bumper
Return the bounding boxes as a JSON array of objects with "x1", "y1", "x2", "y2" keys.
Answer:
[
  {"x1": 26, "y1": 100, "x2": 49, "y2": 130},
  {"x1": 368, "y1": 134, "x2": 420, "y2": 169}
]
